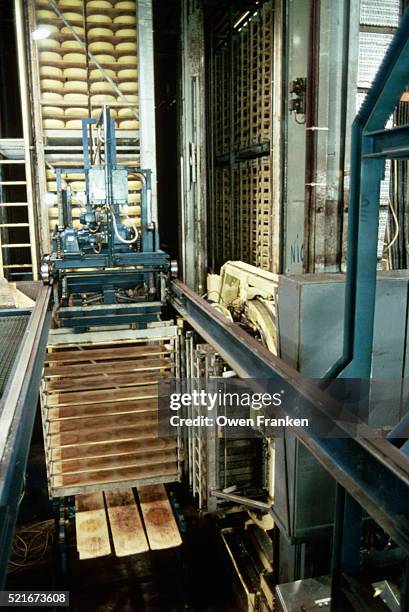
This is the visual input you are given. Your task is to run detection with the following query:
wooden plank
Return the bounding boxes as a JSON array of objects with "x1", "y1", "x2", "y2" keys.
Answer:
[
  {"x1": 44, "y1": 345, "x2": 172, "y2": 364},
  {"x1": 49, "y1": 423, "x2": 158, "y2": 449},
  {"x1": 138, "y1": 484, "x2": 182, "y2": 550},
  {"x1": 44, "y1": 370, "x2": 170, "y2": 393},
  {"x1": 105, "y1": 488, "x2": 149, "y2": 557},
  {"x1": 47, "y1": 398, "x2": 159, "y2": 421},
  {"x1": 47, "y1": 410, "x2": 158, "y2": 435},
  {"x1": 45, "y1": 383, "x2": 161, "y2": 407},
  {"x1": 50, "y1": 437, "x2": 177, "y2": 463},
  {"x1": 51, "y1": 449, "x2": 178, "y2": 477},
  {"x1": 75, "y1": 492, "x2": 111, "y2": 560},
  {"x1": 54, "y1": 462, "x2": 177, "y2": 489},
  {"x1": 43, "y1": 357, "x2": 173, "y2": 378}
]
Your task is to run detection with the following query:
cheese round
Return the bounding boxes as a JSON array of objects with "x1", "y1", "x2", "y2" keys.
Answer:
[
  {"x1": 88, "y1": 41, "x2": 115, "y2": 54},
  {"x1": 38, "y1": 39, "x2": 61, "y2": 52},
  {"x1": 114, "y1": 14, "x2": 136, "y2": 25},
  {"x1": 47, "y1": 181, "x2": 57, "y2": 191},
  {"x1": 115, "y1": 28, "x2": 136, "y2": 39},
  {"x1": 118, "y1": 93, "x2": 137, "y2": 103},
  {"x1": 88, "y1": 27, "x2": 112, "y2": 39},
  {"x1": 115, "y1": 42, "x2": 135, "y2": 55},
  {"x1": 39, "y1": 51, "x2": 61, "y2": 62},
  {"x1": 114, "y1": 1, "x2": 135, "y2": 9},
  {"x1": 118, "y1": 119, "x2": 138, "y2": 129},
  {"x1": 36, "y1": 9, "x2": 55, "y2": 19},
  {"x1": 117, "y1": 107, "x2": 135, "y2": 119},
  {"x1": 63, "y1": 52, "x2": 86, "y2": 64},
  {"x1": 41, "y1": 78, "x2": 64, "y2": 91},
  {"x1": 118, "y1": 81, "x2": 137, "y2": 94},
  {"x1": 43, "y1": 106, "x2": 64, "y2": 118},
  {"x1": 128, "y1": 180, "x2": 141, "y2": 190},
  {"x1": 65, "y1": 107, "x2": 88, "y2": 117},
  {"x1": 93, "y1": 54, "x2": 115, "y2": 65},
  {"x1": 43, "y1": 119, "x2": 65, "y2": 129},
  {"x1": 42, "y1": 91, "x2": 64, "y2": 102},
  {"x1": 64, "y1": 67, "x2": 87, "y2": 80},
  {"x1": 87, "y1": 14, "x2": 113, "y2": 24},
  {"x1": 36, "y1": 0, "x2": 51, "y2": 6},
  {"x1": 90, "y1": 81, "x2": 114, "y2": 94},
  {"x1": 64, "y1": 93, "x2": 88, "y2": 102},
  {"x1": 66, "y1": 119, "x2": 84, "y2": 128},
  {"x1": 61, "y1": 40, "x2": 83, "y2": 51},
  {"x1": 64, "y1": 80, "x2": 88, "y2": 93},
  {"x1": 117, "y1": 68, "x2": 137, "y2": 79},
  {"x1": 62, "y1": 12, "x2": 83, "y2": 25},
  {"x1": 117, "y1": 55, "x2": 137, "y2": 65},
  {"x1": 40, "y1": 66, "x2": 63, "y2": 79},
  {"x1": 87, "y1": 0, "x2": 113, "y2": 8},
  {"x1": 91, "y1": 94, "x2": 117, "y2": 103},
  {"x1": 90, "y1": 67, "x2": 115, "y2": 81},
  {"x1": 127, "y1": 193, "x2": 141, "y2": 203},
  {"x1": 60, "y1": 0, "x2": 83, "y2": 6},
  {"x1": 35, "y1": 23, "x2": 59, "y2": 35},
  {"x1": 61, "y1": 25, "x2": 85, "y2": 37}
]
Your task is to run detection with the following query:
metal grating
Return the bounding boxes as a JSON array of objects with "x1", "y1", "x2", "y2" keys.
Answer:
[
  {"x1": 0, "y1": 314, "x2": 30, "y2": 397},
  {"x1": 360, "y1": 0, "x2": 400, "y2": 27},
  {"x1": 358, "y1": 31, "x2": 394, "y2": 89}
]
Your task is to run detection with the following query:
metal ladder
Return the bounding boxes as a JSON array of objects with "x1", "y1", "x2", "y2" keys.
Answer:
[{"x1": 0, "y1": 140, "x2": 38, "y2": 281}]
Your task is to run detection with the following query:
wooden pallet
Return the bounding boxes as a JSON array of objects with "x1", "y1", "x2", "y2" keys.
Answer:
[
  {"x1": 41, "y1": 328, "x2": 180, "y2": 498},
  {"x1": 75, "y1": 485, "x2": 182, "y2": 560}
]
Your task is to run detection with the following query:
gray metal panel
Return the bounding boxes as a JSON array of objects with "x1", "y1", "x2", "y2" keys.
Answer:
[{"x1": 275, "y1": 271, "x2": 409, "y2": 542}]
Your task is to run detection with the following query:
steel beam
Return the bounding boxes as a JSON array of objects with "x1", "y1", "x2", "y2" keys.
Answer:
[
  {"x1": 0, "y1": 285, "x2": 52, "y2": 588},
  {"x1": 169, "y1": 279, "x2": 409, "y2": 554},
  {"x1": 363, "y1": 124, "x2": 409, "y2": 159}
]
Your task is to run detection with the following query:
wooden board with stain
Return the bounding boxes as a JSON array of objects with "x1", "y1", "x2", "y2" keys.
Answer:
[
  {"x1": 138, "y1": 484, "x2": 182, "y2": 551},
  {"x1": 75, "y1": 492, "x2": 111, "y2": 560},
  {"x1": 105, "y1": 488, "x2": 149, "y2": 556}
]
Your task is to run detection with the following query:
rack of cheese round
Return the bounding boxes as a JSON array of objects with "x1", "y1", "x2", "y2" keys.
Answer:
[
  {"x1": 32, "y1": 0, "x2": 141, "y2": 238},
  {"x1": 35, "y1": 0, "x2": 139, "y2": 131}
]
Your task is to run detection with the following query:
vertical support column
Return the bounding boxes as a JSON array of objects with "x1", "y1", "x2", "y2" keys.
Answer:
[
  {"x1": 137, "y1": 0, "x2": 158, "y2": 224},
  {"x1": 179, "y1": 0, "x2": 207, "y2": 292},
  {"x1": 14, "y1": 0, "x2": 39, "y2": 278},
  {"x1": 271, "y1": 0, "x2": 283, "y2": 273},
  {"x1": 26, "y1": 0, "x2": 50, "y2": 256}
]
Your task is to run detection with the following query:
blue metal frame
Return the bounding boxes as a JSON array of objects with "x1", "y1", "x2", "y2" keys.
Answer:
[
  {"x1": 328, "y1": 6, "x2": 409, "y2": 380},
  {"x1": 0, "y1": 287, "x2": 52, "y2": 588}
]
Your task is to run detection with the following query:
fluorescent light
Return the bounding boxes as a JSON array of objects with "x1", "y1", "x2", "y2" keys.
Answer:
[{"x1": 31, "y1": 28, "x2": 51, "y2": 41}]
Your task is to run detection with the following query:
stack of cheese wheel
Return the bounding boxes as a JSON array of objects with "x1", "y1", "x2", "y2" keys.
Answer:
[
  {"x1": 87, "y1": 1, "x2": 117, "y2": 117},
  {"x1": 124, "y1": 176, "x2": 142, "y2": 229},
  {"x1": 35, "y1": 7, "x2": 64, "y2": 129},
  {"x1": 113, "y1": 1, "x2": 138, "y2": 130},
  {"x1": 58, "y1": 2, "x2": 86, "y2": 128}
]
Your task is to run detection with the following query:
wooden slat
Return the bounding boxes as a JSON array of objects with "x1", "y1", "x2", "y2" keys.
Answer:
[
  {"x1": 138, "y1": 484, "x2": 182, "y2": 551},
  {"x1": 45, "y1": 383, "x2": 161, "y2": 407},
  {"x1": 47, "y1": 410, "x2": 158, "y2": 435},
  {"x1": 44, "y1": 345, "x2": 172, "y2": 363},
  {"x1": 47, "y1": 398, "x2": 159, "y2": 421},
  {"x1": 75, "y1": 492, "x2": 111, "y2": 560},
  {"x1": 54, "y1": 462, "x2": 177, "y2": 489},
  {"x1": 44, "y1": 370, "x2": 170, "y2": 393},
  {"x1": 105, "y1": 489, "x2": 149, "y2": 557},
  {"x1": 52, "y1": 449, "x2": 177, "y2": 477},
  {"x1": 49, "y1": 423, "x2": 158, "y2": 449},
  {"x1": 43, "y1": 357, "x2": 173, "y2": 378},
  {"x1": 50, "y1": 437, "x2": 177, "y2": 463}
]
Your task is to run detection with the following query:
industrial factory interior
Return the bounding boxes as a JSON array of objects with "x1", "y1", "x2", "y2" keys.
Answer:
[{"x1": 2, "y1": 0, "x2": 409, "y2": 610}]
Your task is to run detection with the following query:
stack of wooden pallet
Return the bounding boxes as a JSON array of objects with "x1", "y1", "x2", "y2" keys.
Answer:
[{"x1": 41, "y1": 327, "x2": 181, "y2": 498}]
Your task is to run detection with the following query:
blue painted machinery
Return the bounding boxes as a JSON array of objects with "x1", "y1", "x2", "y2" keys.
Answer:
[{"x1": 41, "y1": 106, "x2": 172, "y2": 328}]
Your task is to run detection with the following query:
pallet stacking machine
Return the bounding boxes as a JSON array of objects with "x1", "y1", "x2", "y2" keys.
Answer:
[{"x1": 41, "y1": 106, "x2": 172, "y2": 329}]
